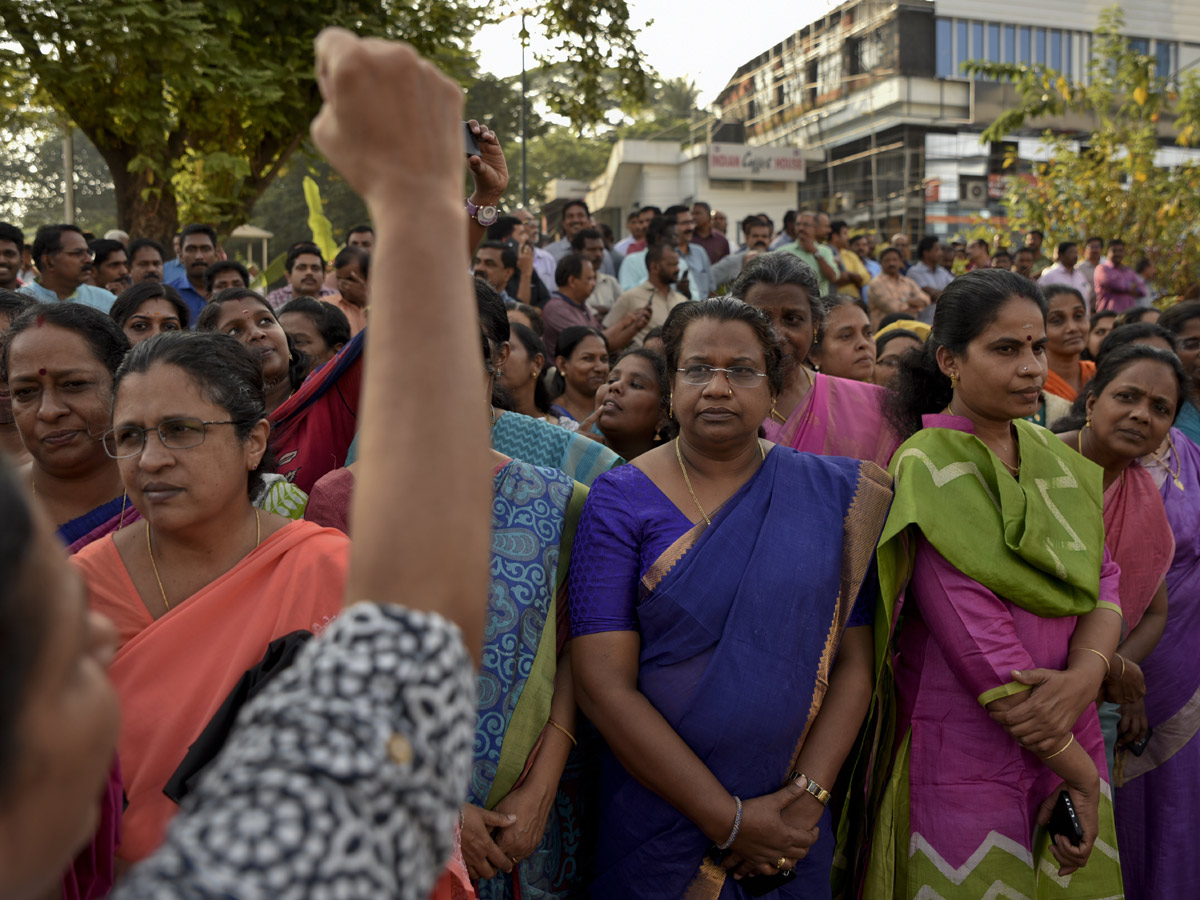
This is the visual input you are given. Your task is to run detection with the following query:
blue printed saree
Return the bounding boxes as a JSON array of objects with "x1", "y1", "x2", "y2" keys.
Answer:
[{"x1": 474, "y1": 459, "x2": 590, "y2": 900}]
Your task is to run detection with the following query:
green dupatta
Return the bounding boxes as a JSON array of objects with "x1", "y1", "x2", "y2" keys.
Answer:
[
  {"x1": 834, "y1": 417, "x2": 1109, "y2": 898},
  {"x1": 877, "y1": 417, "x2": 1105, "y2": 645}
]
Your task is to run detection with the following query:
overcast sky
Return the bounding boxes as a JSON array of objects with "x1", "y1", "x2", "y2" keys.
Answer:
[{"x1": 473, "y1": 0, "x2": 840, "y2": 107}]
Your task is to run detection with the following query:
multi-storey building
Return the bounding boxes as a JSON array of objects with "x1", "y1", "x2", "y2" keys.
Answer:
[{"x1": 711, "y1": 0, "x2": 1200, "y2": 240}]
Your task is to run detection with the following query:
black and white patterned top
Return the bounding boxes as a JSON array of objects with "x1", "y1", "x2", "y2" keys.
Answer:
[{"x1": 112, "y1": 603, "x2": 475, "y2": 899}]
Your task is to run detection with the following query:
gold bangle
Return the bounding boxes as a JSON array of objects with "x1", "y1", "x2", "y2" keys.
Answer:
[
  {"x1": 546, "y1": 717, "x2": 577, "y2": 747},
  {"x1": 1040, "y1": 733, "x2": 1074, "y2": 761},
  {"x1": 1113, "y1": 653, "x2": 1127, "y2": 681},
  {"x1": 1069, "y1": 646, "x2": 1110, "y2": 678}
]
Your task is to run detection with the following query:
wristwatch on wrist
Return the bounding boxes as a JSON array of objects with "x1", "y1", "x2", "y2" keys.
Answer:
[
  {"x1": 465, "y1": 196, "x2": 499, "y2": 228},
  {"x1": 799, "y1": 774, "x2": 831, "y2": 806}
]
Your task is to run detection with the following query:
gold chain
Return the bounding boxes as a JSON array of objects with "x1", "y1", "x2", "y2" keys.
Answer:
[
  {"x1": 1149, "y1": 432, "x2": 1186, "y2": 492},
  {"x1": 147, "y1": 508, "x2": 261, "y2": 612},
  {"x1": 770, "y1": 367, "x2": 813, "y2": 423},
  {"x1": 675, "y1": 438, "x2": 765, "y2": 526}
]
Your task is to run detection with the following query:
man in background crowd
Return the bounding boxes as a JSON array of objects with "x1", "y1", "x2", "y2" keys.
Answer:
[
  {"x1": 127, "y1": 238, "x2": 165, "y2": 284},
  {"x1": 690, "y1": 201, "x2": 729, "y2": 264},
  {"x1": 19, "y1": 223, "x2": 116, "y2": 312},
  {"x1": 0, "y1": 223, "x2": 24, "y2": 291}
]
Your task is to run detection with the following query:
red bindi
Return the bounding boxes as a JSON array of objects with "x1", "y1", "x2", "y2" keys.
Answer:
[
  {"x1": 38, "y1": 368, "x2": 46, "y2": 376},
  {"x1": 35, "y1": 314, "x2": 46, "y2": 328},
  {"x1": 1026, "y1": 335, "x2": 1033, "y2": 341}
]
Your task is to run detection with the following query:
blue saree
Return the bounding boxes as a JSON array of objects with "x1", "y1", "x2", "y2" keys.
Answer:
[
  {"x1": 586, "y1": 448, "x2": 892, "y2": 899},
  {"x1": 491, "y1": 411, "x2": 622, "y2": 487},
  {"x1": 474, "y1": 459, "x2": 592, "y2": 900}
]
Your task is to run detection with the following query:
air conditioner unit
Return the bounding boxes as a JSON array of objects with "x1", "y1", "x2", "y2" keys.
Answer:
[{"x1": 960, "y1": 178, "x2": 987, "y2": 208}]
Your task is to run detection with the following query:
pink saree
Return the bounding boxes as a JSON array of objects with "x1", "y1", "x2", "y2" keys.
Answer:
[
  {"x1": 761, "y1": 372, "x2": 899, "y2": 467},
  {"x1": 1103, "y1": 460, "x2": 1174, "y2": 630}
]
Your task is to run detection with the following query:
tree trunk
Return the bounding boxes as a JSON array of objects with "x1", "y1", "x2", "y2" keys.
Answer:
[{"x1": 100, "y1": 145, "x2": 180, "y2": 251}]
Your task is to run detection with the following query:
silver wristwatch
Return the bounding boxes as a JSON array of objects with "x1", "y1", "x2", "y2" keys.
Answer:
[{"x1": 465, "y1": 197, "x2": 499, "y2": 227}]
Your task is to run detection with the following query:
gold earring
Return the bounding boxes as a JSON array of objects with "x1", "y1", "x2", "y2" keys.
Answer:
[
  {"x1": 669, "y1": 396, "x2": 674, "y2": 418},
  {"x1": 1085, "y1": 416, "x2": 1092, "y2": 429},
  {"x1": 950, "y1": 372, "x2": 958, "y2": 389}
]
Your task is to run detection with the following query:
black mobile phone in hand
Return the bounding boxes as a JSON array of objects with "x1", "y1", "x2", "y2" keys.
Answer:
[
  {"x1": 1125, "y1": 726, "x2": 1154, "y2": 757},
  {"x1": 1046, "y1": 791, "x2": 1083, "y2": 848},
  {"x1": 463, "y1": 122, "x2": 482, "y2": 157}
]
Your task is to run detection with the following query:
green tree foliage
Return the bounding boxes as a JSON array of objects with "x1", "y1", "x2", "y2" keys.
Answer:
[
  {"x1": 964, "y1": 7, "x2": 1200, "y2": 297},
  {"x1": 0, "y1": 0, "x2": 645, "y2": 246}
]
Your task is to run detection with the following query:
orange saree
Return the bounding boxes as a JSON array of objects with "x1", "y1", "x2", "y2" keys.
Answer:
[
  {"x1": 72, "y1": 519, "x2": 349, "y2": 862},
  {"x1": 1043, "y1": 359, "x2": 1096, "y2": 402}
]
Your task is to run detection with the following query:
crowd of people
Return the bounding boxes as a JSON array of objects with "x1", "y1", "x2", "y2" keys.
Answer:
[{"x1": 0, "y1": 28, "x2": 1197, "y2": 900}]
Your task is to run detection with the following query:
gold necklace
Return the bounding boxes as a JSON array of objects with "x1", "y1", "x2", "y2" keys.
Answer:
[
  {"x1": 147, "y1": 509, "x2": 261, "y2": 611},
  {"x1": 1149, "y1": 433, "x2": 1185, "y2": 492},
  {"x1": 675, "y1": 438, "x2": 766, "y2": 526},
  {"x1": 771, "y1": 367, "x2": 813, "y2": 423}
]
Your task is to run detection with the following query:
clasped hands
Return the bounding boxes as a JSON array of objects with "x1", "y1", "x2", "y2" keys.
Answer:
[
  {"x1": 460, "y1": 781, "x2": 555, "y2": 881},
  {"x1": 719, "y1": 776, "x2": 825, "y2": 881}
]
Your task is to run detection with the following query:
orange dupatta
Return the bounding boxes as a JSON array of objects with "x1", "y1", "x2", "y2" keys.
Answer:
[
  {"x1": 72, "y1": 519, "x2": 349, "y2": 862},
  {"x1": 1044, "y1": 359, "x2": 1096, "y2": 402}
]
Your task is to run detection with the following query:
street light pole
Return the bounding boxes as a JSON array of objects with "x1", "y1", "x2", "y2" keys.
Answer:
[
  {"x1": 520, "y1": 11, "x2": 528, "y2": 208},
  {"x1": 62, "y1": 120, "x2": 76, "y2": 224}
]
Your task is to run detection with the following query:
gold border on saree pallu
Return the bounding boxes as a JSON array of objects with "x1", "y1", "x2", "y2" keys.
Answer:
[{"x1": 683, "y1": 460, "x2": 894, "y2": 897}]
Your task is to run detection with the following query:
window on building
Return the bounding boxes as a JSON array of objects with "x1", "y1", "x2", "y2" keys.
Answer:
[
  {"x1": 1018, "y1": 26, "x2": 1031, "y2": 63},
  {"x1": 1050, "y1": 29, "x2": 1062, "y2": 70},
  {"x1": 988, "y1": 24, "x2": 1000, "y2": 65},
  {"x1": 1129, "y1": 37, "x2": 1149, "y2": 57},
  {"x1": 1003, "y1": 25, "x2": 1015, "y2": 63},
  {"x1": 1063, "y1": 33, "x2": 1073, "y2": 77},
  {"x1": 956, "y1": 20, "x2": 968, "y2": 75},
  {"x1": 1033, "y1": 28, "x2": 1046, "y2": 64},
  {"x1": 937, "y1": 18, "x2": 953, "y2": 77},
  {"x1": 1155, "y1": 41, "x2": 1174, "y2": 79},
  {"x1": 972, "y1": 22, "x2": 985, "y2": 61}
]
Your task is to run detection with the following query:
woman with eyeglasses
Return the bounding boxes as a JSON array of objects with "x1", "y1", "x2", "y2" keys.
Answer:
[
  {"x1": 197, "y1": 288, "x2": 364, "y2": 493},
  {"x1": 737, "y1": 253, "x2": 899, "y2": 467},
  {"x1": 71, "y1": 332, "x2": 349, "y2": 865},
  {"x1": 568, "y1": 297, "x2": 892, "y2": 898},
  {"x1": 1, "y1": 303, "x2": 140, "y2": 551},
  {"x1": 1158, "y1": 300, "x2": 1200, "y2": 446}
]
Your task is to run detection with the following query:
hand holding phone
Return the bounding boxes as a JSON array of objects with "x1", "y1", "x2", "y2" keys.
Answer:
[
  {"x1": 463, "y1": 121, "x2": 482, "y2": 157},
  {"x1": 1046, "y1": 790, "x2": 1083, "y2": 848}
]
